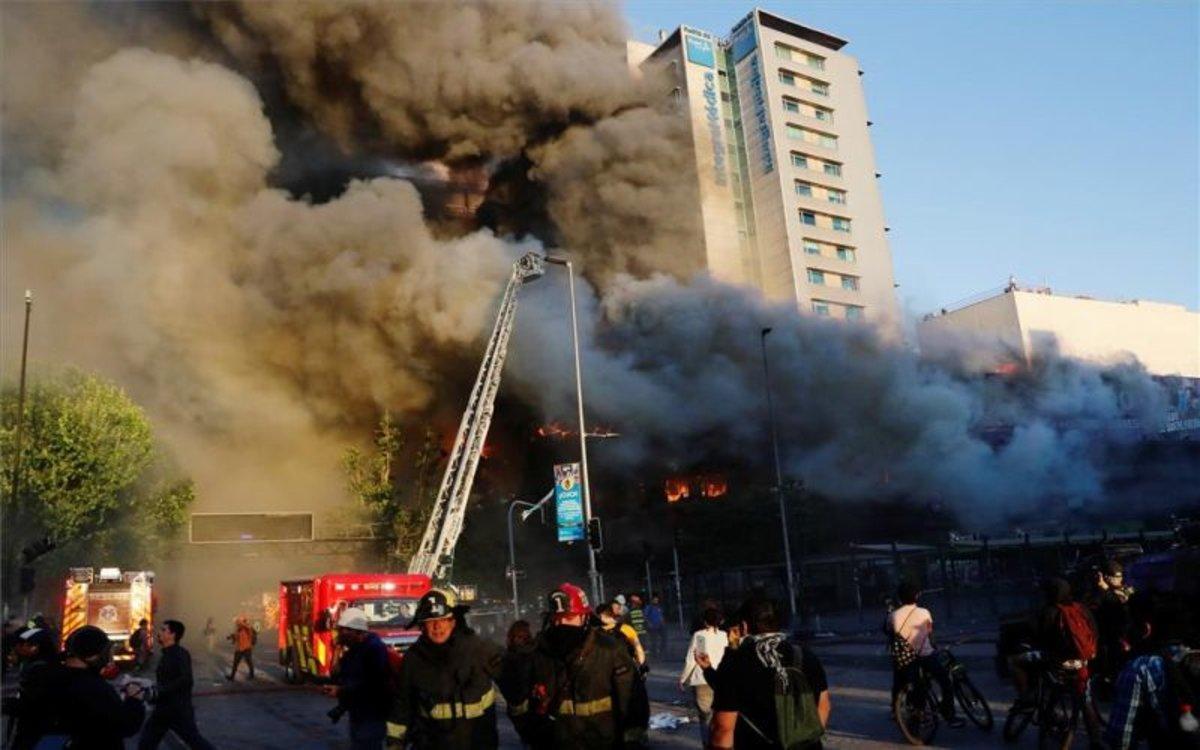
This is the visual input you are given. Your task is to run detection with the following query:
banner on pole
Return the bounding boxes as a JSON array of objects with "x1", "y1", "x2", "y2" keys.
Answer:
[{"x1": 554, "y1": 463, "x2": 585, "y2": 542}]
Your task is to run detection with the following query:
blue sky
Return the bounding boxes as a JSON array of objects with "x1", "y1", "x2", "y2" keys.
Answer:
[{"x1": 622, "y1": 1, "x2": 1199, "y2": 316}]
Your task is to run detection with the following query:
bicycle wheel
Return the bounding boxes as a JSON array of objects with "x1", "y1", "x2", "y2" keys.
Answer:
[
  {"x1": 894, "y1": 681, "x2": 939, "y2": 746},
  {"x1": 955, "y1": 676, "x2": 994, "y2": 730},
  {"x1": 1036, "y1": 686, "x2": 1076, "y2": 750},
  {"x1": 1003, "y1": 704, "x2": 1032, "y2": 743}
]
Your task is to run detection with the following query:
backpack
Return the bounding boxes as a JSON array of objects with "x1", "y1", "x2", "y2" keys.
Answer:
[
  {"x1": 1057, "y1": 603, "x2": 1098, "y2": 661},
  {"x1": 739, "y1": 644, "x2": 825, "y2": 749},
  {"x1": 888, "y1": 607, "x2": 920, "y2": 670}
]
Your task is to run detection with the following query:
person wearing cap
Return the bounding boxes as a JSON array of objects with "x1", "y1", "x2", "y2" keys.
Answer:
[
  {"x1": 57, "y1": 624, "x2": 146, "y2": 749},
  {"x1": 6, "y1": 627, "x2": 65, "y2": 750},
  {"x1": 137, "y1": 620, "x2": 214, "y2": 750},
  {"x1": 523, "y1": 583, "x2": 638, "y2": 749},
  {"x1": 323, "y1": 606, "x2": 392, "y2": 749},
  {"x1": 387, "y1": 588, "x2": 502, "y2": 749}
]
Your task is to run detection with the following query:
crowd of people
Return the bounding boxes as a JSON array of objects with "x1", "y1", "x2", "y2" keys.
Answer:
[{"x1": 1, "y1": 563, "x2": 1196, "y2": 749}]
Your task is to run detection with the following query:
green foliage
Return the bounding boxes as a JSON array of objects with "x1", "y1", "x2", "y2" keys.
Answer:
[
  {"x1": 1, "y1": 369, "x2": 194, "y2": 557},
  {"x1": 342, "y1": 414, "x2": 440, "y2": 563}
]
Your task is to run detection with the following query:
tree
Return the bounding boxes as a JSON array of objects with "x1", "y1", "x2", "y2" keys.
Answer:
[
  {"x1": 0, "y1": 370, "x2": 194, "y2": 571},
  {"x1": 342, "y1": 414, "x2": 440, "y2": 564}
]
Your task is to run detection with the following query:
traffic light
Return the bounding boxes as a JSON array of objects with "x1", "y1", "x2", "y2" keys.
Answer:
[
  {"x1": 21, "y1": 536, "x2": 55, "y2": 564},
  {"x1": 587, "y1": 518, "x2": 603, "y2": 552}
]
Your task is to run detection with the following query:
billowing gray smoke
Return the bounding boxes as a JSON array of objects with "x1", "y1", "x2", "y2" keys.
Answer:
[{"x1": 1, "y1": 1, "x2": 1185, "y2": 536}]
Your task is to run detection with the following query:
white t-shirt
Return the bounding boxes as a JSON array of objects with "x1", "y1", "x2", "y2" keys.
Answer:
[
  {"x1": 680, "y1": 627, "x2": 729, "y2": 686},
  {"x1": 891, "y1": 604, "x2": 934, "y2": 657}
]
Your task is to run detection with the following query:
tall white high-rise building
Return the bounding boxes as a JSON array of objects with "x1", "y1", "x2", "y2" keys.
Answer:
[{"x1": 634, "y1": 8, "x2": 898, "y2": 324}]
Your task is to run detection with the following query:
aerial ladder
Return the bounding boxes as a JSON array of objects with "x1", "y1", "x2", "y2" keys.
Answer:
[{"x1": 406, "y1": 252, "x2": 545, "y2": 580}]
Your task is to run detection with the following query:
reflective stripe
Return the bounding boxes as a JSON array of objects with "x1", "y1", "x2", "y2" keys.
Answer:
[
  {"x1": 508, "y1": 699, "x2": 529, "y2": 717},
  {"x1": 386, "y1": 721, "x2": 407, "y2": 739},
  {"x1": 557, "y1": 695, "x2": 613, "y2": 717},
  {"x1": 422, "y1": 687, "x2": 496, "y2": 720}
]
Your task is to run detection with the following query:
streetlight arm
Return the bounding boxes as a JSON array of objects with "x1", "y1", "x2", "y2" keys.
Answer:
[{"x1": 519, "y1": 488, "x2": 555, "y2": 522}]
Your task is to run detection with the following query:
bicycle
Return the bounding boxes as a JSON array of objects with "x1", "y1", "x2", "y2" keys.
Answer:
[
  {"x1": 893, "y1": 646, "x2": 992, "y2": 745},
  {"x1": 1003, "y1": 650, "x2": 1098, "y2": 750}
]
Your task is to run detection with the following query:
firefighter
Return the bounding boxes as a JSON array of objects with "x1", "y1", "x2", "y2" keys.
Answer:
[
  {"x1": 523, "y1": 583, "x2": 638, "y2": 750},
  {"x1": 387, "y1": 588, "x2": 502, "y2": 749}
]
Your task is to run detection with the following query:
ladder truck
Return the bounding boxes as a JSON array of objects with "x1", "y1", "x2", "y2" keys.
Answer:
[{"x1": 406, "y1": 252, "x2": 545, "y2": 581}]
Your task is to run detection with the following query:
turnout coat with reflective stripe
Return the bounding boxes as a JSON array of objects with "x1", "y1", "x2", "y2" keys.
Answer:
[
  {"x1": 387, "y1": 630, "x2": 502, "y2": 749},
  {"x1": 524, "y1": 626, "x2": 638, "y2": 750}
]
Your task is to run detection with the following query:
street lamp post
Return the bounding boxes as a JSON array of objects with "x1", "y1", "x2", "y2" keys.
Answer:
[
  {"x1": 543, "y1": 256, "x2": 601, "y2": 605},
  {"x1": 4, "y1": 291, "x2": 33, "y2": 609},
  {"x1": 506, "y1": 489, "x2": 553, "y2": 621},
  {"x1": 760, "y1": 327, "x2": 798, "y2": 623}
]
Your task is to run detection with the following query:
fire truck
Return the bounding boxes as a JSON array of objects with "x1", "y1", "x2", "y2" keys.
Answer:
[
  {"x1": 60, "y1": 567, "x2": 155, "y2": 665},
  {"x1": 278, "y1": 573, "x2": 431, "y2": 683}
]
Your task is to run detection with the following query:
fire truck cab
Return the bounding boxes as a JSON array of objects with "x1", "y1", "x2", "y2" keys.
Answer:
[
  {"x1": 60, "y1": 567, "x2": 155, "y2": 666},
  {"x1": 278, "y1": 573, "x2": 431, "y2": 683}
]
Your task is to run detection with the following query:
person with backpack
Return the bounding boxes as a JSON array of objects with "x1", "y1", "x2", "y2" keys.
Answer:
[
  {"x1": 387, "y1": 588, "x2": 502, "y2": 749},
  {"x1": 709, "y1": 595, "x2": 830, "y2": 750},
  {"x1": 322, "y1": 608, "x2": 391, "y2": 749},
  {"x1": 887, "y1": 582, "x2": 963, "y2": 727},
  {"x1": 523, "y1": 583, "x2": 638, "y2": 749},
  {"x1": 227, "y1": 615, "x2": 256, "y2": 681},
  {"x1": 1036, "y1": 577, "x2": 1105, "y2": 747}
]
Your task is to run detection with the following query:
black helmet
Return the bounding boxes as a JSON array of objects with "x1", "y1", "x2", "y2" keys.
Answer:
[
  {"x1": 66, "y1": 625, "x2": 111, "y2": 660},
  {"x1": 407, "y1": 588, "x2": 467, "y2": 628}
]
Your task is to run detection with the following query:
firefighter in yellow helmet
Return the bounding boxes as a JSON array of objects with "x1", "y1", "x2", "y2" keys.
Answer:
[{"x1": 386, "y1": 588, "x2": 502, "y2": 749}]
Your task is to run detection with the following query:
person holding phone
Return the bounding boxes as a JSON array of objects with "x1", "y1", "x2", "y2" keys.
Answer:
[{"x1": 679, "y1": 608, "x2": 728, "y2": 746}]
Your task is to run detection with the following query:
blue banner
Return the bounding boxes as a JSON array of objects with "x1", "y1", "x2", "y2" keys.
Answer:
[
  {"x1": 685, "y1": 34, "x2": 715, "y2": 68},
  {"x1": 554, "y1": 463, "x2": 585, "y2": 542}
]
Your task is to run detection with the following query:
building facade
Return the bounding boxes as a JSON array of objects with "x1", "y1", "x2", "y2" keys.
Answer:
[
  {"x1": 637, "y1": 9, "x2": 898, "y2": 325},
  {"x1": 918, "y1": 282, "x2": 1200, "y2": 379}
]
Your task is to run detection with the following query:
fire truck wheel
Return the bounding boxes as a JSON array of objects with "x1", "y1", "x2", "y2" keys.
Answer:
[{"x1": 283, "y1": 647, "x2": 304, "y2": 685}]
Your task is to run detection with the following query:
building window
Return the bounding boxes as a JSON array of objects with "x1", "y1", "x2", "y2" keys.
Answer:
[
  {"x1": 778, "y1": 71, "x2": 796, "y2": 86},
  {"x1": 804, "y1": 240, "x2": 821, "y2": 255},
  {"x1": 807, "y1": 269, "x2": 825, "y2": 285},
  {"x1": 791, "y1": 153, "x2": 808, "y2": 169},
  {"x1": 775, "y1": 43, "x2": 792, "y2": 60},
  {"x1": 824, "y1": 162, "x2": 842, "y2": 177},
  {"x1": 813, "y1": 108, "x2": 831, "y2": 122},
  {"x1": 786, "y1": 124, "x2": 802, "y2": 140},
  {"x1": 845, "y1": 306, "x2": 863, "y2": 321},
  {"x1": 832, "y1": 217, "x2": 851, "y2": 232},
  {"x1": 794, "y1": 181, "x2": 813, "y2": 197},
  {"x1": 800, "y1": 211, "x2": 816, "y2": 226},
  {"x1": 812, "y1": 301, "x2": 831, "y2": 316},
  {"x1": 811, "y1": 81, "x2": 829, "y2": 96},
  {"x1": 827, "y1": 189, "x2": 846, "y2": 205},
  {"x1": 818, "y1": 133, "x2": 837, "y2": 149},
  {"x1": 807, "y1": 54, "x2": 826, "y2": 71},
  {"x1": 836, "y1": 246, "x2": 856, "y2": 262},
  {"x1": 842, "y1": 276, "x2": 859, "y2": 291},
  {"x1": 783, "y1": 98, "x2": 800, "y2": 114}
]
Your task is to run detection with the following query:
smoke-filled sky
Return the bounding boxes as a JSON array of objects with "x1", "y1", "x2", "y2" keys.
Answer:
[{"x1": 1, "y1": 1, "x2": 1193, "y2": 543}]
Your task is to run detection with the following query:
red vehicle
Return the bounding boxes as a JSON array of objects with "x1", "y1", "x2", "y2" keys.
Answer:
[{"x1": 278, "y1": 573, "x2": 431, "y2": 683}]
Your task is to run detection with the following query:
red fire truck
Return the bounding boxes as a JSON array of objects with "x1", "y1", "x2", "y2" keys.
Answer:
[
  {"x1": 278, "y1": 573, "x2": 431, "y2": 683},
  {"x1": 60, "y1": 567, "x2": 156, "y2": 666}
]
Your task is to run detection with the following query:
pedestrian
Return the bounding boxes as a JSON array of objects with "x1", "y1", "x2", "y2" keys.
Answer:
[
  {"x1": 709, "y1": 595, "x2": 830, "y2": 750},
  {"x1": 679, "y1": 607, "x2": 728, "y2": 747},
  {"x1": 202, "y1": 617, "x2": 216, "y2": 654},
  {"x1": 497, "y1": 620, "x2": 536, "y2": 747},
  {"x1": 2, "y1": 617, "x2": 25, "y2": 674},
  {"x1": 387, "y1": 588, "x2": 502, "y2": 749},
  {"x1": 227, "y1": 615, "x2": 255, "y2": 681},
  {"x1": 1035, "y1": 577, "x2": 1106, "y2": 746},
  {"x1": 129, "y1": 619, "x2": 153, "y2": 671},
  {"x1": 887, "y1": 582, "x2": 963, "y2": 726},
  {"x1": 5, "y1": 627, "x2": 65, "y2": 750},
  {"x1": 522, "y1": 583, "x2": 638, "y2": 749},
  {"x1": 645, "y1": 594, "x2": 667, "y2": 658},
  {"x1": 322, "y1": 607, "x2": 391, "y2": 749},
  {"x1": 597, "y1": 602, "x2": 649, "y2": 746},
  {"x1": 627, "y1": 594, "x2": 648, "y2": 642},
  {"x1": 1091, "y1": 559, "x2": 1134, "y2": 691},
  {"x1": 137, "y1": 619, "x2": 215, "y2": 750},
  {"x1": 57, "y1": 624, "x2": 146, "y2": 749}
]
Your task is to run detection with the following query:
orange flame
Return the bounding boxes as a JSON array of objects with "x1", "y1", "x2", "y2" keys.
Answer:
[{"x1": 665, "y1": 474, "x2": 727, "y2": 502}]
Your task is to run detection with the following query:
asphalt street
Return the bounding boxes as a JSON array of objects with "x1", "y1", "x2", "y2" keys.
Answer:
[{"x1": 122, "y1": 636, "x2": 1098, "y2": 749}]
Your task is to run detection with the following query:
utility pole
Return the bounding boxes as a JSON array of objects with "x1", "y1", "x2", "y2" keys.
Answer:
[
  {"x1": 5, "y1": 291, "x2": 33, "y2": 609},
  {"x1": 672, "y1": 537, "x2": 685, "y2": 631},
  {"x1": 760, "y1": 327, "x2": 798, "y2": 623}
]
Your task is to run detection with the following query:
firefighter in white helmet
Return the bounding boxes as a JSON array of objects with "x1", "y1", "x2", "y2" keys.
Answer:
[{"x1": 387, "y1": 589, "x2": 502, "y2": 749}]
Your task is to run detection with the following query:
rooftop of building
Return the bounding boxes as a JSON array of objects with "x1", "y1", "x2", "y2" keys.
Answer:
[
  {"x1": 640, "y1": 6, "x2": 849, "y2": 64},
  {"x1": 923, "y1": 277, "x2": 1198, "y2": 321}
]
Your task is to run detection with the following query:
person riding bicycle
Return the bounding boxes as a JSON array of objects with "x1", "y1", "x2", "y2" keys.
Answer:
[
  {"x1": 1032, "y1": 577, "x2": 1106, "y2": 747},
  {"x1": 888, "y1": 582, "x2": 963, "y2": 727}
]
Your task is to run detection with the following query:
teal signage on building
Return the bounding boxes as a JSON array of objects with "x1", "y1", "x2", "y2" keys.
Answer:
[{"x1": 685, "y1": 33, "x2": 715, "y2": 68}]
